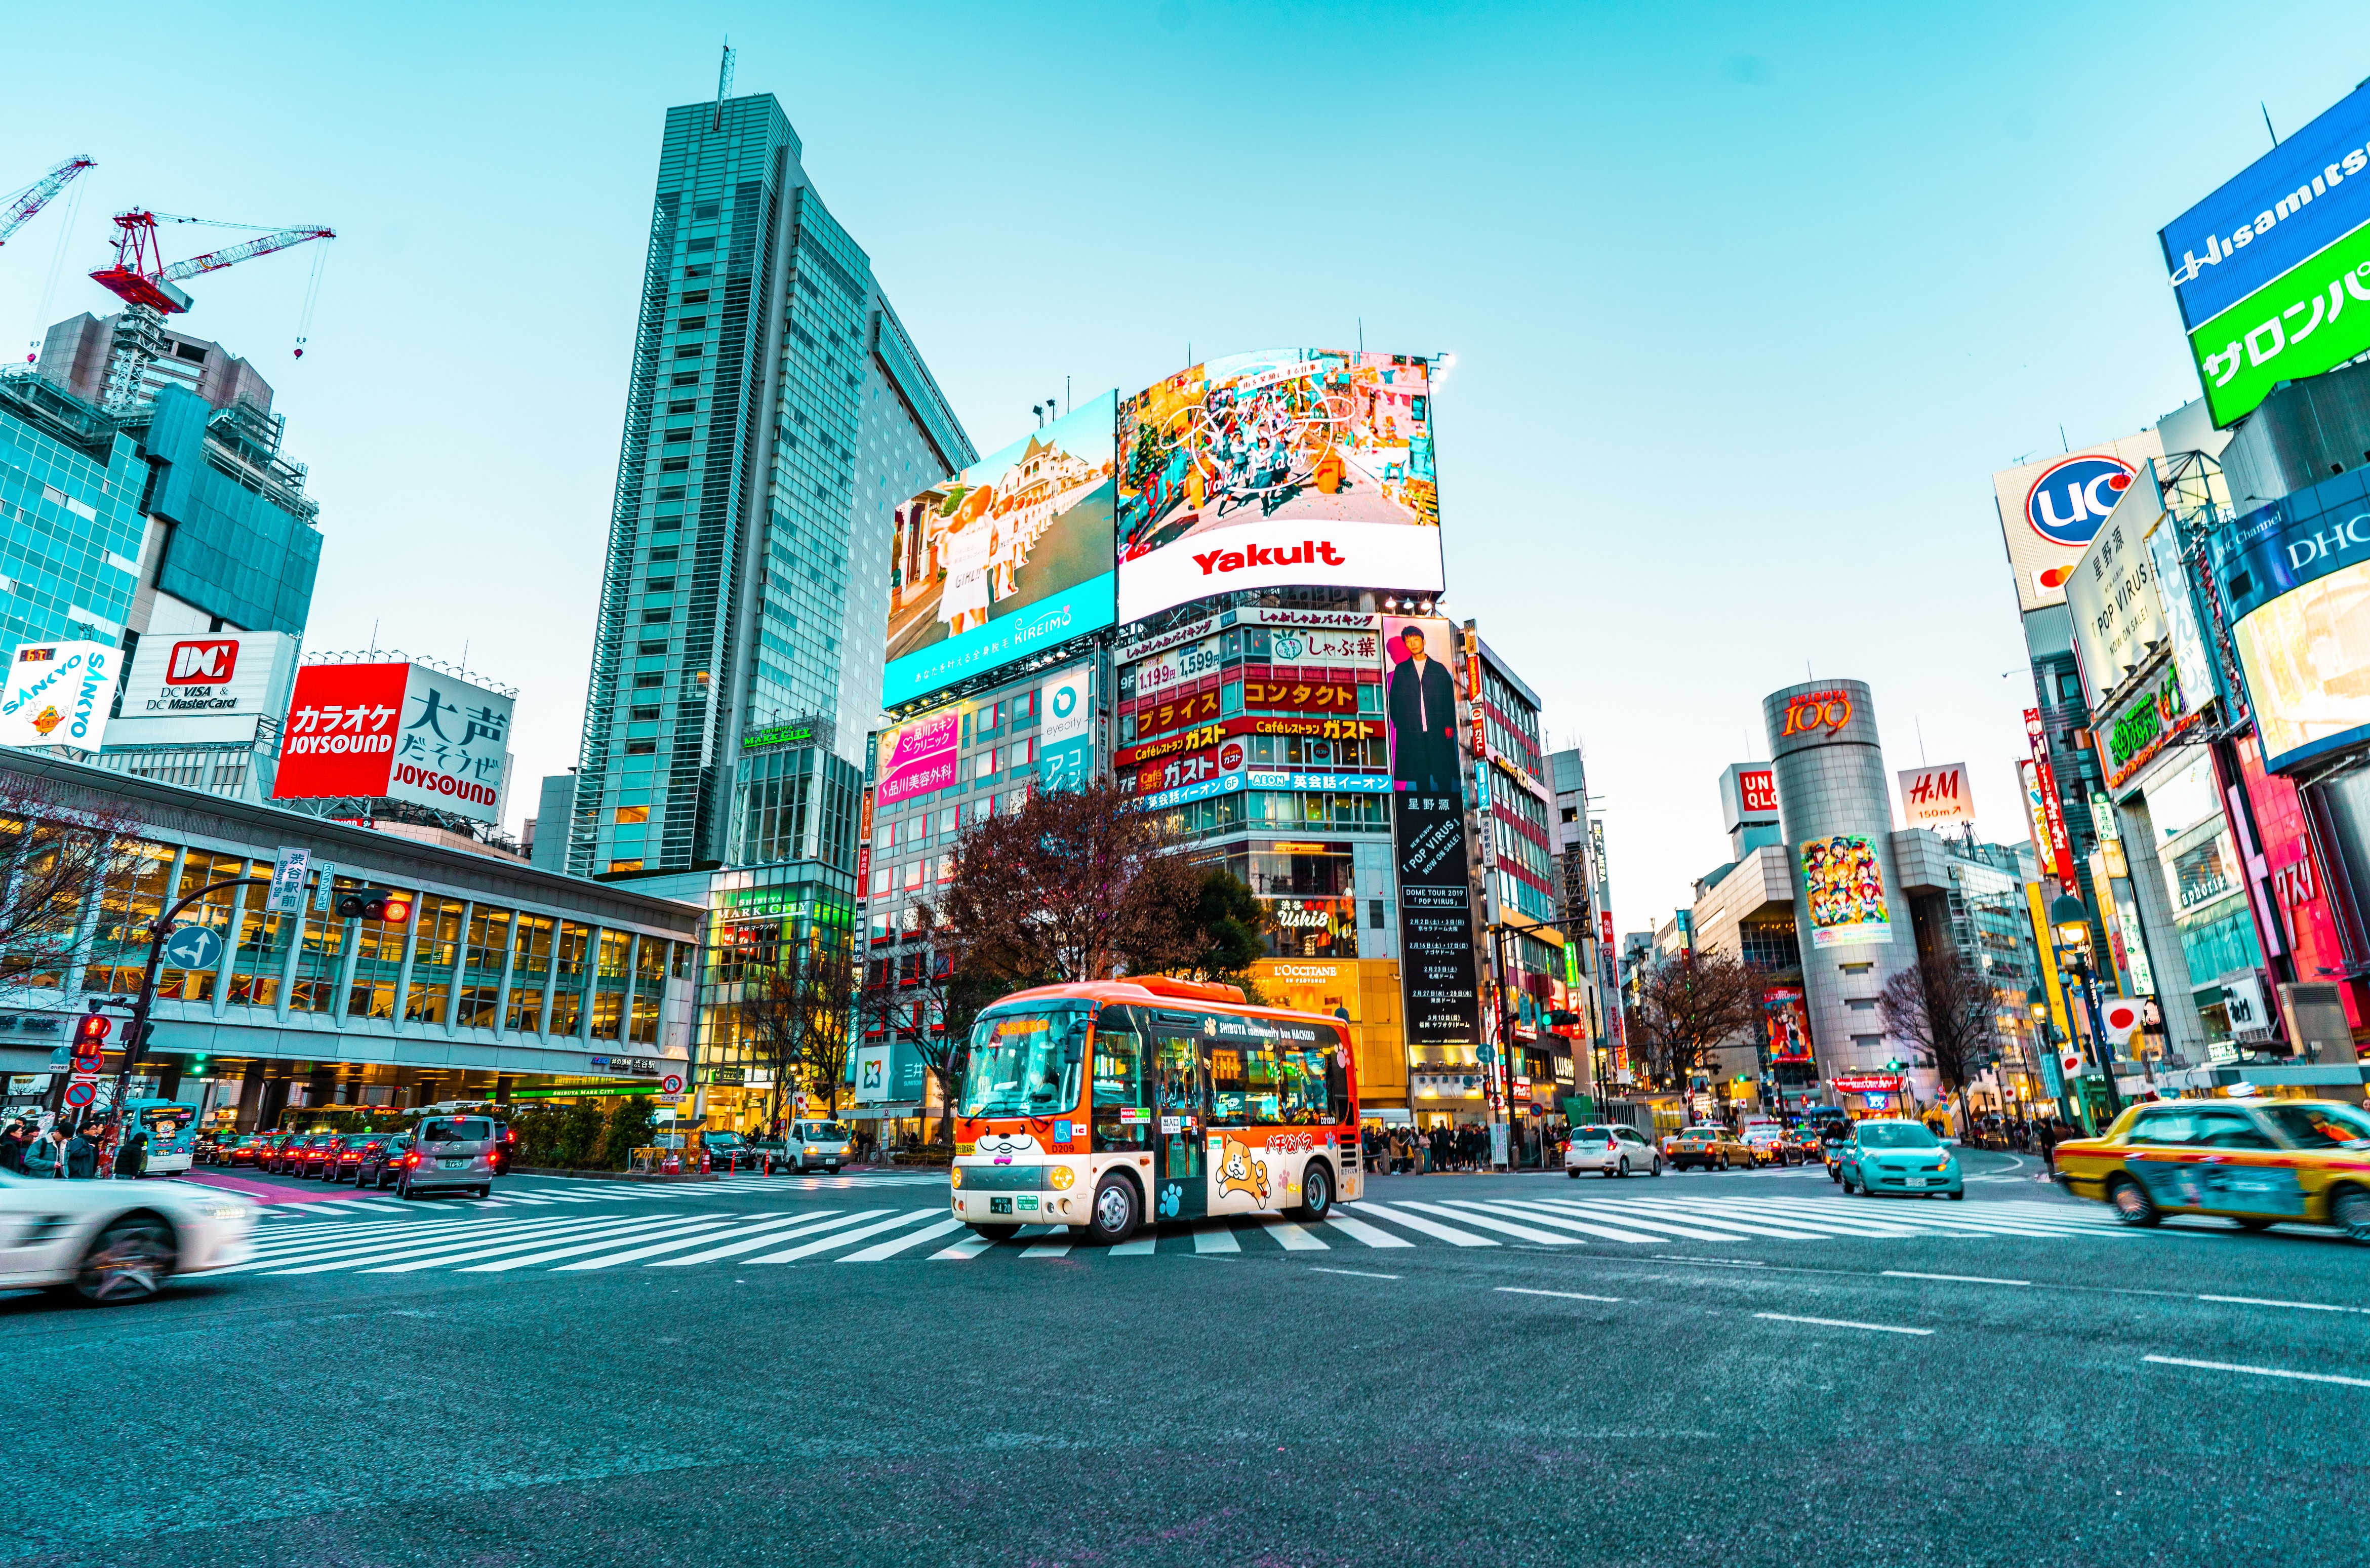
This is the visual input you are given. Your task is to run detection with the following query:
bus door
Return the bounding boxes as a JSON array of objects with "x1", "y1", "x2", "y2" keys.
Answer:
[
  {"x1": 1090, "y1": 1003, "x2": 1153, "y2": 1163},
  {"x1": 1147, "y1": 1011, "x2": 1208, "y2": 1223}
]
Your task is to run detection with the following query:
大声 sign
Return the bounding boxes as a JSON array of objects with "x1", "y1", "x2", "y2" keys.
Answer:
[{"x1": 272, "y1": 661, "x2": 514, "y2": 824}]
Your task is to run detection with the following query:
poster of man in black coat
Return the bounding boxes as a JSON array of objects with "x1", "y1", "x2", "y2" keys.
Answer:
[{"x1": 1384, "y1": 619, "x2": 1462, "y2": 799}]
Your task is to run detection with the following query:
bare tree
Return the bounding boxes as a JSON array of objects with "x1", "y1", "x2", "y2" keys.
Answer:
[
  {"x1": 0, "y1": 774, "x2": 144, "y2": 1003},
  {"x1": 1628, "y1": 950, "x2": 1766, "y2": 1101},
  {"x1": 732, "y1": 941, "x2": 805, "y2": 1137},
  {"x1": 871, "y1": 927, "x2": 1002, "y2": 1148},
  {"x1": 1879, "y1": 950, "x2": 2000, "y2": 1136},
  {"x1": 925, "y1": 778, "x2": 1210, "y2": 986},
  {"x1": 731, "y1": 928, "x2": 857, "y2": 1125}
]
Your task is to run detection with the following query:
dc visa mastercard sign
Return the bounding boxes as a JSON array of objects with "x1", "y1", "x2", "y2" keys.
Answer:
[{"x1": 1991, "y1": 429, "x2": 2162, "y2": 614}]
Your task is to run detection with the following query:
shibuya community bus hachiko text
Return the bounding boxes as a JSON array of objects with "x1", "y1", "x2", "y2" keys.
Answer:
[
  {"x1": 1115, "y1": 349, "x2": 1444, "y2": 623},
  {"x1": 950, "y1": 978, "x2": 1362, "y2": 1244}
]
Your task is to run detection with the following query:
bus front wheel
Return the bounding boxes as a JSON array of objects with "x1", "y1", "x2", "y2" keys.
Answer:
[{"x1": 1086, "y1": 1173, "x2": 1141, "y2": 1244}]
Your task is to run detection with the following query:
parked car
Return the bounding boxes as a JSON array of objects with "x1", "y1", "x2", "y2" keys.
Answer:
[
  {"x1": 355, "y1": 1133, "x2": 412, "y2": 1190},
  {"x1": 395, "y1": 1115, "x2": 500, "y2": 1200},
  {"x1": 785, "y1": 1120, "x2": 855, "y2": 1174},
  {"x1": 1664, "y1": 1125, "x2": 1754, "y2": 1172},
  {"x1": 2054, "y1": 1098, "x2": 2370, "y2": 1239},
  {"x1": 702, "y1": 1130, "x2": 760, "y2": 1173},
  {"x1": 1835, "y1": 1119, "x2": 1963, "y2": 1199},
  {"x1": 0, "y1": 1166, "x2": 256, "y2": 1303},
  {"x1": 1564, "y1": 1123, "x2": 1662, "y2": 1179}
]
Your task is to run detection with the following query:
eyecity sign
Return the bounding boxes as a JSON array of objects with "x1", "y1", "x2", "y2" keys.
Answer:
[{"x1": 2160, "y1": 79, "x2": 2370, "y2": 427}]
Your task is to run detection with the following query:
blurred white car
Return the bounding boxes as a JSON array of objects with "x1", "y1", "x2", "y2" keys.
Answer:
[
  {"x1": 1563, "y1": 1123, "x2": 1663, "y2": 1179},
  {"x1": 0, "y1": 1169, "x2": 257, "y2": 1303}
]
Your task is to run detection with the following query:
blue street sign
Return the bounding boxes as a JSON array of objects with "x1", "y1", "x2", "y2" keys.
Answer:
[{"x1": 161, "y1": 924, "x2": 224, "y2": 972}]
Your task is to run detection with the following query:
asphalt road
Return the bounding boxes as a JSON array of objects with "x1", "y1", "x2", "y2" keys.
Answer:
[{"x1": 8, "y1": 1147, "x2": 2368, "y2": 1568}]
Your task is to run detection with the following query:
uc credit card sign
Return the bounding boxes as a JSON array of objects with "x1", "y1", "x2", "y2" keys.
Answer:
[{"x1": 1990, "y1": 430, "x2": 2162, "y2": 614}]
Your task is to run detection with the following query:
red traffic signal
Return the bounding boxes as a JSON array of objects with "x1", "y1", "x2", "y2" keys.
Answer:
[
  {"x1": 334, "y1": 890, "x2": 415, "y2": 926},
  {"x1": 75, "y1": 1012, "x2": 112, "y2": 1048}
]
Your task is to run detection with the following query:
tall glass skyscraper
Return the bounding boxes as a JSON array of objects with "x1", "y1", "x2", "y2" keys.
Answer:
[{"x1": 568, "y1": 92, "x2": 974, "y2": 884}]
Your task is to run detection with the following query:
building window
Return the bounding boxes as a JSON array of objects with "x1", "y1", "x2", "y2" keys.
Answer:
[
  {"x1": 642, "y1": 610, "x2": 672, "y2": 625},
  {"x1": 625, "y1": 741, "x2": 656, "y2": 756},
  {"x1": 508, "y1": 913, "x2": 554, "y2": 1033},
  {"x1": 629, "y1": 705, "x2": 661, "y2": 721},
  {"x1": 679, "y1": 290, "x2": 709, "y2": 305},
  {"x1": 674, "y1": 345, "x2": 703, "y2": 360},
  {"x1": 660, "y1": 457, "x2": 689, "y2": 472},
  {"x1": 616, "y1": 806, "x2": 650, "y2": 824},
  {"x1": 676, "y1": 316, "x2": 707, "y2": 331},
  {"x1": 670, "y1": 373, "x2": 698, "y2": 387},
  {"x1": 632, "y1": 673, "x2": 663, "y2": 690},
  {"x1": 637, "y1": 639, "x2": 667, "y2": 655}
]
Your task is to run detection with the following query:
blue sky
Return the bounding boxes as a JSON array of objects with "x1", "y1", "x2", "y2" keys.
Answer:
[{"x1": 1, "y1": 1, "x2": 2358, "y2": 926}]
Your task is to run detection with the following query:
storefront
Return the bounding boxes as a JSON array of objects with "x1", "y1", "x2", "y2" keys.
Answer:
[{"x1": 1250, "y1": 956, "x2": 1404, "y2": 1116}]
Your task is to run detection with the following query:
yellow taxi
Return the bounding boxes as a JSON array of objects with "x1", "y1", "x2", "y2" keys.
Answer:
[
  {"x1": 1662, "y1": 1123, "x2": 1754, "y2": 1173},
  {"x1": 2053, "y1": 1097, "x2": 2370, "y2": 1240}
]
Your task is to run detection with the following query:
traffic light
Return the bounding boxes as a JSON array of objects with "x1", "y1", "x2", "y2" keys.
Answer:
[
  {"x1": 335, "y1": 889, "x2": 414, "y2": 925},
  {"x1": 73, "y1": 1010, "x2": 110, "y2": 1070}
]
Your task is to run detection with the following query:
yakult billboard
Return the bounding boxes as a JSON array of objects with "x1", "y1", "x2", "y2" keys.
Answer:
[{"x1": 273, "y1": 661, "x2": 514, "y2": 823}]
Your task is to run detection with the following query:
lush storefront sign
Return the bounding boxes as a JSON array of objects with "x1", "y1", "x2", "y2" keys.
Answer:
[{"x1": 2104, "y1": 666, "x2": 2203, "y2": 789}]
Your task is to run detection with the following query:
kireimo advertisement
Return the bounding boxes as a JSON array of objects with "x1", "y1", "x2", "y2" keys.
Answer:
[{"x1": 883, "y1": 390, "x2": 1117, "y2": 706}]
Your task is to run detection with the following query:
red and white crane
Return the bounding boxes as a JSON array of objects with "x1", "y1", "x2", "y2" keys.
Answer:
[
  {"x1": 86, "y1": 209, "x2": 335, "y2": 407},
  {"x1": 0, "y1": 156, "x2": 94, "y2": 250}
]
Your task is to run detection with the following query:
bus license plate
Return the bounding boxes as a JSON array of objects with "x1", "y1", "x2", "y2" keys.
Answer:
[{"x1": 990, "y1": 1197, "x2": 1013, "y2": 1215}]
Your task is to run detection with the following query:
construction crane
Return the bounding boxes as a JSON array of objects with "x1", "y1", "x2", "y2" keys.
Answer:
[
  {"x1": 0, "y1": 156, "x2": 94, "y2": 249},
  {"x1": 86, "y1": 209, "x2": 334, "y2": 408}
]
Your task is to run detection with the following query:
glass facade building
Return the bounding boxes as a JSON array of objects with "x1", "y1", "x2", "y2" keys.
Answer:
[{"x1": 568, "y1": 92, "x2": 975, "y2": 892}]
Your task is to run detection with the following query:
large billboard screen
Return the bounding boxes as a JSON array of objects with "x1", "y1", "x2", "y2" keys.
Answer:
[
  {"x1": 883, "y1": 390, "x2": 1117, "y2": 707},
  {"x1": 0, "y1": 641, "x2": 118, "y2": 750},
  {"x1": 273, "y1": 661, "x2": 513, "y2": 822},
  {"x1": 1116, "y1": 350, "x2": 1442, "y2": 624},
  {"x1": 2217, "y1": 476, "x2": 2370, "y2": 772},
  {"x1": 1382, "y1": 614, "x2": 1481, "y2": 1047},
  {"x1": 2160, "y1": 83, "x2": 2370, "y2": 427},
  {"x1": 1990, "y1": 430, "x2": 2162, "y2": 614}
]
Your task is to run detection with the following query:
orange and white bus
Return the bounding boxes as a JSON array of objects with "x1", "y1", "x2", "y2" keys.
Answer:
[{"x1": 951, "y1": 976, "x2": 1364, "y2": 1243}]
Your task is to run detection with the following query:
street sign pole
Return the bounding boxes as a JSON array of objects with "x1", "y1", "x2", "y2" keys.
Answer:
[{"x1": 100, "y1": 877, "x2": 271, "y2": 1165}]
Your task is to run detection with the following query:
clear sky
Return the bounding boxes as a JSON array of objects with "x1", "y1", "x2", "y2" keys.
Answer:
[{"x1": 1, "y1": 1, "x2": 2357, "y2": 924}]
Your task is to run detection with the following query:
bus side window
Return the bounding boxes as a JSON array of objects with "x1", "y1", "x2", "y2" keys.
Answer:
[
  {"x1": 1204, "y1": 1034, "x2": 1250, "y2": 1123},
  {"x1": 1092, "y1": 1006, "x2": 1149, "y2": 1150}
]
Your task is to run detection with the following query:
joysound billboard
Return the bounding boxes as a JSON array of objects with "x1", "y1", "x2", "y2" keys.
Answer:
[
  {"x1": 1115, "y1": 349, "x2": 1442, "y2": 624},
  {"x1": 883, "y1": 391, "x2": 1118, "y2": 707},
  {"x1": 2162, "y1": 81, "x2": 2370, "y2": 427}
]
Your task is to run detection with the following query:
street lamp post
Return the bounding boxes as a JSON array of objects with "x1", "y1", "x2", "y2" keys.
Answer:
[{"x1": 2047, "y1": 895, "x2": 2124, "y2": 1125}]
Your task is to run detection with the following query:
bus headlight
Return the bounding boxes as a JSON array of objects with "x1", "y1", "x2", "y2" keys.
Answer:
[
  {"x1": 1049, "y1": 1166, "x2": 1075, "y2": 1190},
  {"x1": 950, "y1": 1168, "x2": 964, "y2": 1189}
]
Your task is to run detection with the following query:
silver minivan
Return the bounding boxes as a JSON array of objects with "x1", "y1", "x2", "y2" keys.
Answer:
[{"x1": 396, "y1": 1115, "x2": 500, "y2": 1200}]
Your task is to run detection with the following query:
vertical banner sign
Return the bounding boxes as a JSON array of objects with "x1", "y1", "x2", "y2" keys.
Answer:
[
  {"x1": 855, "y1": 785, "x2": 876, "y2": 899},
  {"x1": 1037, "y1": 665, "x2": 1094, "y2": 792},
  {"x1": 2026, "y1": 880, "x2": 2074, "y2": 1048},
  {"x1": 267, "y1": 848, "x2": 311, "y2": 915},
  {"x1": 2023, "y1": 708, "x2": 2082, "y2": 895},
  {"x1": 1384, "y1": 615, "x2": 1481, "y2": 1048},
  {"x1": 1463, "y1": 627, "x2": 1485, "y2": 760},
  {"x1": 2019, "y1": 759, "x2": 2053, "y2": 872}
]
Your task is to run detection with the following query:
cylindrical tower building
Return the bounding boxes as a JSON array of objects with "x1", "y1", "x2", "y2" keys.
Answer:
[{"x1": 1763, "y1": 679, "x2": 1917, "y2": 1108}]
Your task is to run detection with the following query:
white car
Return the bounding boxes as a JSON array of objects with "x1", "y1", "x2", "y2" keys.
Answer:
[
  {"x1": 1564, "y1": 1123, "x2": 1663, "y2": 1179},
  {"x1": 0, "y1": 1170, "x2": 257, "y2": 1303}
]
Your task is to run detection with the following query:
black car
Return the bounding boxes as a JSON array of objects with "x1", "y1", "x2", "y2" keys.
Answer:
[
  {"x1": 260, "y1": 1132, "x2": 305, "y2": 1174},
  {"x1": 291, "y1": 1133, "x2": 342, "y2": 1179},
  {"x1": 353, "y1": 1133, "x2": 411, "y2": 1189}
]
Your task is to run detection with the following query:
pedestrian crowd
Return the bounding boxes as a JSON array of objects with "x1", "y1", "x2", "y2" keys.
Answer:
[
  {"x1": 0, "y1": 1116, "x2": 145, "y2": 1180},
  {"x1": 1359, "y1": 1120, "x2": 1569, "y2": 1174}
]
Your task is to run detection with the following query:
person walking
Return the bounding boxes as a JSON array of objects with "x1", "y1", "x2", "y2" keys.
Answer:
[
  {"x1": 113, "y1": 1132, "x2": 148, "y2": 1180},
  {"x1": 24, "y1": 1126, "x2": 65, "y2": 1179},
  {"x1": 0, "y1": 1121, "x2": 24, "y2": 1174},
  {"x1": 64, "y1": 1123, "x2": 98, "y2": 1179}
]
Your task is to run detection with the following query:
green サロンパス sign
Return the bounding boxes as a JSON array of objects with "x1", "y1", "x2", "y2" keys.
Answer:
[{"x1": 2189, "y1": 221, "x2": 2370, "y2": 427}]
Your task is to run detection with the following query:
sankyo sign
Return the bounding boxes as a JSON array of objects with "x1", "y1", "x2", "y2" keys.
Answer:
[{"x1": 2188, "y1": 226, "x2": 2370, "y2": 427}]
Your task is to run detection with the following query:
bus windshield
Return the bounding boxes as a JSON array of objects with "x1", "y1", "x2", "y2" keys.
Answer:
[{"x1": 961, "y1": 1005, "x2": 1090, "y2": 1119}]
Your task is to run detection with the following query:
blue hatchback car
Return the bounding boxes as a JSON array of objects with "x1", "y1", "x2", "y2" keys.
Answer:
[{"x1": 1834, "y1": 1120, "x2": 1963, "y2": 1199}]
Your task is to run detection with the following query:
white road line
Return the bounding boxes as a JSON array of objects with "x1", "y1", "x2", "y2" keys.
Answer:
[
  {"x1": 1470, "y1": 1200, "x2": 1682, "y2": 1244},
  {"x1": 1497, "y1": 1287, "x2": 1621, "y2": 1303},
  {"x1": 1318, "y1": 1213, "x2": 1415, "y2": 1249},
  {"x1": 2197, "y1": 1295, "x2": 2365, "y2": 1314},
  {"x1": 1021, "y1": 1239, "x2": 1073, "y2": 1258},
  {"x1": 1656, "y1": 1255, "x2": 1764, "y2": 1267},
  {"x1": 837, "y1": 1218, "x2": 968, "y2": 1262},
  {"x1": 1885, "y1": 1271, "x2": 2031, "y2": 1286},
  {"x1": 234, "y1": 1214, "x2": 613, "y2": 1274},
  {"x1": 1107, "y1": 1236, "x2": 1158, "y2": 1256},
  {"x1": 931, "y1": 1236, "x2": 995, "y2": 1260},
  {"x1": 1342, "y1": 1200, "x2": 1499, "y2": 1248},
  {"x1": 1755, "y1": 1312, "x2": 1934, "y2": 1336},
  {"x1": 743, "y1": 1209, "x2": 941, "y2": 1264},
  {"x1": 450, "y1": 1218, "x2": 744, "y2": 1274},
  {"x1": 2144, "y1": 1354, "x2": 2370, "y2": 1388},
  {"x1": 1194, "y1": 1225, "x2": 1241, "y2": 1254},
  {"x1": 1310, "y1": 1267, "x2": 1399, "y2": 1280},
  {"x1": 551, "y1": 1214, "x2": 822, "y2": 1271},
  {"x1": 1537, "y1": 1200, "x2": 1840, "y2": 1241},
  {"x1": 650, "y1": 1210, "x2": 891, "y2": 1267},
  {"x1": 1402, "y1": 1200, "x2": 1580, "y2": 1246},
  {"x1": 1259, "y1": 1220, "x2": 1328, "y2": 1252}
]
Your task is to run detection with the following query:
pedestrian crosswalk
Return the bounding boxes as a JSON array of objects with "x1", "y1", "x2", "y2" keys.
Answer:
[
  {"x1": 250, "y1": 1172, "x2": 947, "y2": 1221},
  {"x1": 222, "y1": 1188, "x2": 2134, "y2": 1278}
]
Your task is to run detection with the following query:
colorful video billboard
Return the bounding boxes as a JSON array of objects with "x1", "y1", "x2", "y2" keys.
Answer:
[
  {"x1": 1116, "y1": 350, "x2": 1442, "y2": 624},
  {"x1": 1799, "y1": 834, "x2": 1892, "y2": 950},
  {"x1": 883, "y1": 390, "x2": 1118, "y2": 707}
]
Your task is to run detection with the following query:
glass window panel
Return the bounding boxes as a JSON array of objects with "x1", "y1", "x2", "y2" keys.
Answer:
[
  {"x1": 464, "y1": 906, "x2": 511, "y2": 977},
  {"x1": 82, "y1": 839, "x2": 174, "y2": 996},
  {"x1": 156, "y1": 849, "x2": 251, "y2": 1003}
]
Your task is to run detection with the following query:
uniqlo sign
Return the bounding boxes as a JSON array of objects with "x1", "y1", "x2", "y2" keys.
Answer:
[{"x1": 273, "y1": 661, "x2": 514, "y2": 823}]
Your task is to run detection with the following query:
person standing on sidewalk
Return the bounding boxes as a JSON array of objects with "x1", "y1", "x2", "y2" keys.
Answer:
[
  {"x1": 24, "y1": 1126, "x2": 65, "y2": 1178},
  {"x1": 63, "y1": 1124, "x2": 99, "y2": 1179},
  {"x1": 112, "y1": 1132, "x2": 148, "y2": 1180}
]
